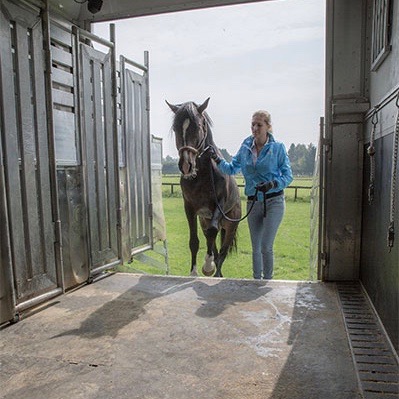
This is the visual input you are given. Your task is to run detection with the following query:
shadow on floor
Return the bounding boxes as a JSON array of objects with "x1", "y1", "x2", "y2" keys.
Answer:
[{"x1": 53, "y1": 275, "x2": 272, "y2": 339}]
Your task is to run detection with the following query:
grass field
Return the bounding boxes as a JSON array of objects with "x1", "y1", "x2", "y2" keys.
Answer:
[{"x1": 121, "y1": 176, "x2": 315, "y2": 281}]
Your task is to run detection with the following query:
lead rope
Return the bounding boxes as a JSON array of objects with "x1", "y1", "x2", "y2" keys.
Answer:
[
  {"x1": 367, "y1": 108, "x2": 378, "y2": 204},
  {"x1": 387, "y1": 92, "x2": 399, "y2": 251},
  {"x1": 210, "y1": 165, "x2": 259, "y2": 222},
  {"x1": 202, "y1": 151, "x2": 258, "y2": 222}
]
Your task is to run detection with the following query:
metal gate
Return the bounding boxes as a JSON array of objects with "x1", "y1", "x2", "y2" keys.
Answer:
[
  {"x1": 120, "y1": 55, "x2": 152, "y2": 255},
  {"x1": 0, "y1": 0, "x2": 61, "y2": 317},
  {"x1": 0, "y1": 5, "x2": 153, "y2": 323},
  {"x1": 78, "y1": 34, "x2": 120, "y2": 274}
]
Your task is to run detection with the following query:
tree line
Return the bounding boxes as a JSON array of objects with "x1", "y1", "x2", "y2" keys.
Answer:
[{"x1": 162, "y1": 143, "x2": 316, "y2": 176}]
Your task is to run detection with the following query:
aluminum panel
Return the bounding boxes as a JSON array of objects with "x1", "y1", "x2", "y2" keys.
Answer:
[
  {"x1": 121, "y1": 58, "x2": 152, "y2": 255},
  {"x1": 80, "y1": 43, "x2": 119, "y2": 271},
  {"x1": 57, "y1": 168, "x2": 89, "y2": 289},
  {"x1": 0, "y1": 1, "x2": 58, "y2": 304}
]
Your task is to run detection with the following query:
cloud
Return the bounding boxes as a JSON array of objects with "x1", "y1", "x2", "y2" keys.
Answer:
[
  {"x1": 93, "y1": 0, "x2": 325, "y2": 156},
  {"x1": 94, "y1": 0, "x2": 324, "y2": 64}
]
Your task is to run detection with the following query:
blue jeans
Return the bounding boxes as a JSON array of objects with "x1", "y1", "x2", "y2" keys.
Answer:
[{"x1": 247, "y1": 195, "x2": 285, "y2": 279}]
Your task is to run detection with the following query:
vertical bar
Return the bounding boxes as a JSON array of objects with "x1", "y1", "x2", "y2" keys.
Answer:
[
  {"x1": 144, "y1": 51, "x2": 153, "y2": 247},
  {"x1": 15, "y1": 22, "x2": 37, "y2": 282},
  {"x1": 134, "y1": 81, "x2": 143, "y2": 238},
  {"x1": 318, "y1": 116, "x2": 326, "y2": 281},
  {"x1": 74, "y1": 26, "x2": 93, "y2": 269},
  {"x1": 110, "y1": 23, "x2": 122, "y2": 261},
  {"x1": 39, "y1": 3, "x2": 64, "y2": 288},
  {"x1": 92, "y1": 60, "x2": 107, "y2": 250}
]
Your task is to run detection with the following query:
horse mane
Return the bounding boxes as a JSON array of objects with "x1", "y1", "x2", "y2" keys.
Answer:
[{"x1": 171, "y1": 102, "x2": 215, "y2": 143}]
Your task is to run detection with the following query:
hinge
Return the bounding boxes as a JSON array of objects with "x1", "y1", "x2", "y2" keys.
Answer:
[
  {"x1": 320, "y1": 251, "x2": 328, "y2": 269},
  {"x1": 321, "y1": 138, "x2": 332, "y2": 154}
]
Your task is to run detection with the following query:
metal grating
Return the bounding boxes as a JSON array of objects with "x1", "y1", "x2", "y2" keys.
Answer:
[{"x1": 337, "y1": 283, "x2": 399, "y2": 399}]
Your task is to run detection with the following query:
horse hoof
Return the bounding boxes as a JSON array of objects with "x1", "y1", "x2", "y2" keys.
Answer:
[
  {"x1": 202, "y1": 255, "x2": 216, "y2": 276},
  {"x1": 202, "y1": 266, "x2": 215, "y2": 276}
]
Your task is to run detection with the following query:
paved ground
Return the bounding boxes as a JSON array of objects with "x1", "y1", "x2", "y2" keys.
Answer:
[{"x1": 0, "y1": 274, "x2": 363, "y2": 399}]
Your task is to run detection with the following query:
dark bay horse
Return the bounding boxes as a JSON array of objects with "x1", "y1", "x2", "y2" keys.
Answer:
[{"x1": 166, "y1": 98, "x2": 241, "y2": 277}]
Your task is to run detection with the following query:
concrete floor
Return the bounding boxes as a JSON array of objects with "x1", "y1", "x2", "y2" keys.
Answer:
[{"x1": 0, "y1": 274, "x2": 363, "y2": 399}]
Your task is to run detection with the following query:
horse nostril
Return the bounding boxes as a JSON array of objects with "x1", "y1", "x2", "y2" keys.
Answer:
[{"x1": 179, "y1": 158, "x2": 192, "y2": 176}]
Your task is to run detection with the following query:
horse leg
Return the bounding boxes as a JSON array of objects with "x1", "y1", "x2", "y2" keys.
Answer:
[
  {"x1": 185, "y1": 204, "x2": 199, "y2": 276},
  {"x1": 208, "y1": 204, "x2": 222, "y2": 234},
  {"x1": 202, "y1": 225, "x2": 218, "y2": 276},
  {"x1": 214, "y1": 222, "x2": 239, "y2": 278},
  {"x1": 197, "y1": 216, "x2": 216, "y2": 276}
]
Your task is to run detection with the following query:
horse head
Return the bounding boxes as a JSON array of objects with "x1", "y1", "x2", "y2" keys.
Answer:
[{"x1": 166, "y1": 98, "x2": 211, "y2": 179}]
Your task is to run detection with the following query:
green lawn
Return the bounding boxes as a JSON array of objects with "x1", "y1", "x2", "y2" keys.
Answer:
[
  {"x1": 121, "y1": 176, "x2": 314, "y2": 281},
  {"x1": 159, "y1": 197, "x2": 311, "y2": 280}
]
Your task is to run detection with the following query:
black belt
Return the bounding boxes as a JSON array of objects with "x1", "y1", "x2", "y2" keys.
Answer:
[{"x1": 248, "y1": 190, "x2": 283, "y2": 201}]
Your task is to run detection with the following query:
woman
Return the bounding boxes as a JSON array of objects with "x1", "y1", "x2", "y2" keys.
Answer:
[{"x1": 210, "y1": 110, "x2": 293, "y2": 279}]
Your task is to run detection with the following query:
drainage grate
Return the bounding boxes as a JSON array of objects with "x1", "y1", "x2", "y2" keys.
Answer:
[{"x1": 337, "y1": 283, "x2": 399, "y2": 399}]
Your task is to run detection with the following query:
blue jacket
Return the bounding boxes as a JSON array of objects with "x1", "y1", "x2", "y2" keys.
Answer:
[{"x1": 218, "y1": 134, "x2": 293, "y2": 200}]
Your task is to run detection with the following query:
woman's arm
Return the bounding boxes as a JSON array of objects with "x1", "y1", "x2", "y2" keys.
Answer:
[
  {"x1": 275, "y1": 144, "x2": 293, "y2": 189},
  {"x1": 217, "y1": 152, "x2": 242, "y2": 175}
]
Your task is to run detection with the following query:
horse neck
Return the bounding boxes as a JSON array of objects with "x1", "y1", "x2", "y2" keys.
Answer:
[{"x1": 204, "y1": 126, "x2": 217, "y2": 149}]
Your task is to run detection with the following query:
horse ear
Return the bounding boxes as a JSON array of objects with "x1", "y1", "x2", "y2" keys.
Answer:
[
  {"x1": 165, "y1": 100, "x2": 179, "y2": 113},
  {"x1": 197, "y1": 97, "x2": 210, "y2": 114}
]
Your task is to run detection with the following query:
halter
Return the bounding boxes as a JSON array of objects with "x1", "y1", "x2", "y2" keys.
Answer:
[{"x1": 177, "y1": 121, "x2": 208, "y2": 158}]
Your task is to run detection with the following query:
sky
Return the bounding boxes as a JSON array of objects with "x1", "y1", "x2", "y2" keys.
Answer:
[{"x1": 93, "y1": 0, "x2": 325, "y2": 158}]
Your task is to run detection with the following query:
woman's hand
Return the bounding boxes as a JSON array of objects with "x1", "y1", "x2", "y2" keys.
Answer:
[
  {"x1": 256, "y1": 181, "x2": 275, "y2": 193},
  {"x1": 203, "y1": 146, "x2": 221, "y2": 164}
]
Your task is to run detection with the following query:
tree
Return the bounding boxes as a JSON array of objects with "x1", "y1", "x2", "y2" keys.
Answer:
[
  {"x1": 161, "y1": 144, "x2": 317, "y2": 176},
  {"x1": 162, "y1": 155, "x2": 179, "y2": 174},
  {"x1": 287, "y1": 143, "x2": 316, "y2": 176}
]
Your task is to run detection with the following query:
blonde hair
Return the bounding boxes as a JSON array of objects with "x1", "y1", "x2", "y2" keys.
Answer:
[{"x1": 252, "y1": 110, "x2": 273, "y2": 132}]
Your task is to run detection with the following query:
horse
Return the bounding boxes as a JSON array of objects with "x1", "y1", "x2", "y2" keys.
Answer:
[{"x1": 166, "y1": 97, "x2": 242, "y2": 277}]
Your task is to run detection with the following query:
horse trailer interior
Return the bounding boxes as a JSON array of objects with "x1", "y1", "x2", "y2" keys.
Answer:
[{"x1": 0, "y1": 0, "x2": 398, "y2": 397}]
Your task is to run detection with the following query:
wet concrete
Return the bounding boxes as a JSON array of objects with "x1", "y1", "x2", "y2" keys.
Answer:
[{"x1": 0, "y1": 274, "x2": 362, "y2": 398}]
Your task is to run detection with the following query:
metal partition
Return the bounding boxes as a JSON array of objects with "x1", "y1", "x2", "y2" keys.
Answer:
[
  {"x1": 0, "y1": 3, "x2": 153, "y2": 323},
  {"x1": 78, "y1": 31, "x2": 121, "y2": 275},
  {"x1": 0, "y1": 0, "x2": 62, "y2": 318},
  {"x1": 50, "y1": 19, "x2": 89, "y2": 288},
  {"x1": 120, "y1": 55, "x2": 152, "y2": 256}
]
